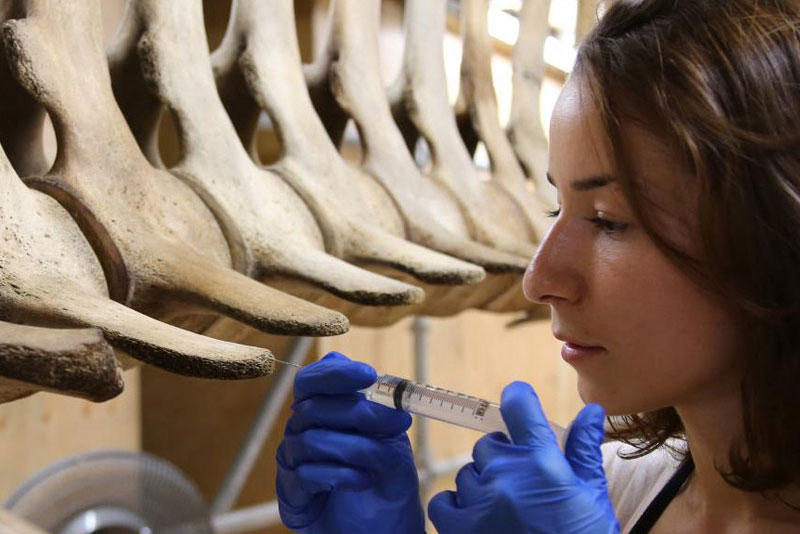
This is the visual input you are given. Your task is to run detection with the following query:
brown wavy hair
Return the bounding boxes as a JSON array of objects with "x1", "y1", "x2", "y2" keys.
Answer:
[{"x1": 574, "y1": 0, "x2": 800, "y2": 498}]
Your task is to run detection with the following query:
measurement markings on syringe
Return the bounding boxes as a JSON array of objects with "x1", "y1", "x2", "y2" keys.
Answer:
[{"x1": 406, "y1": 384, "x2": 490, "y2": 419}]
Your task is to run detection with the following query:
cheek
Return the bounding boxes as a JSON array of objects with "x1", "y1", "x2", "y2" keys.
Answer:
[{"x1": 579, "y1": 244, "x2": 743, "y2": 413}]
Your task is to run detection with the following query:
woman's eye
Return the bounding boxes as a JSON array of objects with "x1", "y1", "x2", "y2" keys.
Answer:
[
  {"x1": 586, "y1": 213, "x2": 629, "y2": 234},
  {"x1": 545, "y1": 208, "x2": 629, "y2": 235}
]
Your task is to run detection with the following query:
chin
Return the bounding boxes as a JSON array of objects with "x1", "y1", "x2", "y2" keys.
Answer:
[
  {"x1": 576, "y1": 379, "x2": 603, "y2": 407},
  {"x1": 576, "y1": 378, "x2": 647, "y2": 416}
]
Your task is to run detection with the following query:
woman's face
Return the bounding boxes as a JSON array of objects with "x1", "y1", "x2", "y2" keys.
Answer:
[{"x1": 523, "y1": 78, "x2": 744, "y2": 416}]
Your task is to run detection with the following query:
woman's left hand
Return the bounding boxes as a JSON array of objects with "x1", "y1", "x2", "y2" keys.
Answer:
[{"x1": 428, "y1": 381, "x2": 620, "y2": 534}]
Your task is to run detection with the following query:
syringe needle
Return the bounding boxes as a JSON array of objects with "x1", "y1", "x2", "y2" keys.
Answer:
[{"x1": 270, "y1": 358, "x2": 303, "y2": 369}]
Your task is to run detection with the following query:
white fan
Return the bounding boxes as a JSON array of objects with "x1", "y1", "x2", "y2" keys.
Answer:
[{"x1": 5, "y1": 450, "x2": 214, "y2": 534}]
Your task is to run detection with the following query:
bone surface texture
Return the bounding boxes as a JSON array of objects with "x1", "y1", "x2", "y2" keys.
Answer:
[
  {"x1": 456, "y1": 0, "x2": 553, "y2": 239},
  {"x1": 1, "y1": 0, "x2": 348, "y2": 340},
  {"x1": 301, "y1": 0, "x2": 545, "y2": 320},
  {"x1": 0, "y1": 322, "x2": 121, "y2": 403},
  {"x1": 108, "y1": 0, "x2": 429, "y2": 315}
]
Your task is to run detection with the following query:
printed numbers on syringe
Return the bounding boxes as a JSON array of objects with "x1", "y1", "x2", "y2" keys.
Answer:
[{"x1": 407, "y1": 383, "x2": 488, "y2": 420}]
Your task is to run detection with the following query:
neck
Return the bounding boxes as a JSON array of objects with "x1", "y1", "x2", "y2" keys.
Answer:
[{"x1": 676, "y1": 386, "x2": 800, "y2": 526}]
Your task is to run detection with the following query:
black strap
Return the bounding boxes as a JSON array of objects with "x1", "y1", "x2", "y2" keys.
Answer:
[{"x1": 629, "y1": 455, "x2": 695, "y2": 534}]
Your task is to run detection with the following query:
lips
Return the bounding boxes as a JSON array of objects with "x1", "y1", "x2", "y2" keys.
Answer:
[
  {"x1": 561, "y1": 342, "x2": 606, "y2": 363},
  {"x1": 554, "y1": 332, "x2": 606, "y2": 363},
  {"x1": 564, "y1": 341, "x2": 603, "y2": 350},
  {"x1": 553, "y1": 333, "x2": 604, "y2": 350}
]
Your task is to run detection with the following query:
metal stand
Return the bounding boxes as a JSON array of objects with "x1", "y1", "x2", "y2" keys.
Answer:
[
  {"x1": 412, "y1": 316, "x2": 433, "y2": 496},
  {"x1": 212, "y1": 337, "x2": 313, "y2": 516},
  {"x1": 211, "y1": 318, "x2": 470, "y2": 533}
]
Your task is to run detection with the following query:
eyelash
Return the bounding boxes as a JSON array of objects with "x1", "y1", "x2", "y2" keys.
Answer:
[{"x1": 544, "y1": 208, "x2": 629, "y2": 234}]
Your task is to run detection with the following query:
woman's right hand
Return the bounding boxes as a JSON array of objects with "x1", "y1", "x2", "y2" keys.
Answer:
[{"x1": 276, "y1": 352, "x2": 425, "y2": 533}]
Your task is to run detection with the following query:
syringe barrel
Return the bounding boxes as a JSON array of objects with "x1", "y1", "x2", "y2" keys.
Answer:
[{"x1": 361, "y1": 374, "x2": 566, "y2": 448}]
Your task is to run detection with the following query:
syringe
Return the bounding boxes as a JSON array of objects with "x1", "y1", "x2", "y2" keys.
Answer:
[
  {"x1": 360, "y1": 374, "x2": 568, "y2": 449},
  {"x1": 272, "y1": 357, "x2": 569, "y2": 448}
]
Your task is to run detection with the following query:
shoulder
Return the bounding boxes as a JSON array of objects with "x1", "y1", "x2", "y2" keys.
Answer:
[{"x1": 602, "y1": 439, "x2": 686, "y2": 533}]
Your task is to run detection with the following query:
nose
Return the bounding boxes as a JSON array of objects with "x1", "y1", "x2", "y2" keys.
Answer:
[{"x1": 523, "y1": 222, "x2": 583, "y2": 305}]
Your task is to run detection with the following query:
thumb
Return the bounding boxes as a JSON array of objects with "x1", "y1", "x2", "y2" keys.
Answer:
[
  {"x1": 500, "y1": 381, "x2": 558, "y2": 449},
  {"x1": 564, "y1": 403, "x2": 608, "y2": 490},
  {"x1": 293, "y1": 352, "x2": 376, "y2": 401}
]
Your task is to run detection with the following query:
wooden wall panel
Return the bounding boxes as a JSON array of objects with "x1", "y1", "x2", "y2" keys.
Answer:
[
  {"x1": 0, "y1": 368, "x2": 141, "y2": 501},
  {"x1": 141, "y1": 329, "x2": 310, "y2": 534}
]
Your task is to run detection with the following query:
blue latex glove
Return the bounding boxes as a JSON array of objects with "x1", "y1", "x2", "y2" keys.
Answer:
[
  {"x1": 276, "y1": 352, "x2": 425, "y2": 533},
  {"x1": 428, "y1": 381, "x2": 619, "y2": 534}
]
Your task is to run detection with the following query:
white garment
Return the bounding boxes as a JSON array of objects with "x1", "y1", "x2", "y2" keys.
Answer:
[{"x1": 602, "y1": 440, "x2": 686, "y2": 533}]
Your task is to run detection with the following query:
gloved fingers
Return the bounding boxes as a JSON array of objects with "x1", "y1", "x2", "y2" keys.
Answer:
[
  {"x1": 427, "y1": 490, "x2": 459, "y2": 530},
  {"x1": 500, "y1": 381, "x2": 559, "y2": 449},
  {"x1": 280, "y1": 428, "x2": 401, "y2": 474},
  {"x1": 428, "y1": 491, "x2": 482, "y2": 534},
  {"x1": 276, "y1": 452, "x2": 316, "y2": 509},
  {"x1": 294, "y1": 352, "x2": 377, "y2": 401},
  {"x1": 564, "y1": 403, "x2": 609, "y2": 490},
  {"x1": 295, "y1": 462, "x2": 375, "y2": 493},
  {"x1": 452, "y1": 463, "x2": 485, "y2": 508},
  {"x1": 277, "y1": 442, "x2": 376, "y2": 495},
  {"x1": 287, "y1": 394, "x2": 412, "y2": 437},
  {"x1": 277, "y1": 489, "x2": 328, "y2": 533},
  {"x1": 471, "y1": 431, "x2": 523, "y2": 474}
]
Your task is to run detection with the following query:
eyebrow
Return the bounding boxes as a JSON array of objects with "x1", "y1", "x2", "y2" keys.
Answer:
[{"x1": 546, "y1": 172, "x2": 616, "y2": 192}]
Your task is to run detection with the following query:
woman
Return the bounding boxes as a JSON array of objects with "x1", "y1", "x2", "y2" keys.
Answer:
[{"x1": 275, "y1": 0, "x2": 800, "y2": 532}]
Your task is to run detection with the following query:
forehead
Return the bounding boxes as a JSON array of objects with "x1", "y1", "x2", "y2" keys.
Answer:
[
  {"x1": 548, "y1": 78, "x2": 615, "y2": 186},
  {"x1": 549, "y1": 77, "x2": 691, "y2": 203}
]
